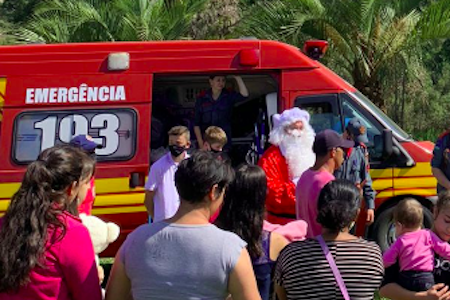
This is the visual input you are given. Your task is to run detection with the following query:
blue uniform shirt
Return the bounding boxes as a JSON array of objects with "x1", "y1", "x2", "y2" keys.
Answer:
[
  {"x1": 431, "y1": 131, "x2": 450, "y2": 193},
  {"x1": 194, "y1": 89, "x2": 247, "y2": 146},
  {"x1": 334, "y1": 144, "x2": 376, "y2": 209}
]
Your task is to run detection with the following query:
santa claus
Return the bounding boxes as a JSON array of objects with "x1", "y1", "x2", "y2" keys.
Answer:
[{"x1": 258, "y1": 107, "x2": 315, "y2": 225}]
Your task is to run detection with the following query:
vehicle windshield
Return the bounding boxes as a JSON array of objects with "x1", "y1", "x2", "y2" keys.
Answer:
[{"x1": 350, "y1": 91, "x2": 411, "y2": 141}]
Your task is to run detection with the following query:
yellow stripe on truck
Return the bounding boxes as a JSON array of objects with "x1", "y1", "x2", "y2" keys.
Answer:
[
  {"x1": 0, "y1": 177, "x2": 142, "y2": 200},
  {"x1": 371, "y1": 162, "x2": 432, "y2": 179}
]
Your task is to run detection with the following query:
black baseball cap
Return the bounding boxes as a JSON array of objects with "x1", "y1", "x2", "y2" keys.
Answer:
[{"x1": 313, "y1": 129, "x2": 354, "y2": 154}]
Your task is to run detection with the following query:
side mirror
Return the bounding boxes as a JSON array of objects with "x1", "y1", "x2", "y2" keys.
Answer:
[{"x1": 382, "y1": 129, "x2": 393, "y2": 158}]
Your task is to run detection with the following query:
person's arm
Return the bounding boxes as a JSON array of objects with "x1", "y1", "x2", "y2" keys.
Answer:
[
  {"x1": 360, "y1": 151, "x2": 375, "y2": 224},
  {"x1": 227, "y1": 248, "x2": 261, "y2": 300},
  {"x1": 433, "y1": 168, "x2": 450, "y2": 190},
  {"x1": 383, "y1": 239, "x2": 400, "y2": 268},
  {"x1": 144, "y1": 166, "x2": 158, "y2": 219},
  {"x1": 258, "y1": 150, "x2": 296, "y2": 214},
  {"x1": 144, "y1": 190, "x2": 155, "y2": 219},
  {"x1": 194, "y1": 97, "x2": 204, "y2": 148},
  {"x1": 269, "y1": 232, "x2": 289, "y2": 261},
  {"x1": 431, "y1": 137, "x2": 450, "y2": 189},
  {"x1": 105, "y1": 252, "x2": 133, "y2": 300},
  {"x1": 231, "y1": 75, "x2": 249, "y2": 97},
  {"x1": 380, "y1": 283, "x2": 450, "y2": 300},
  {"x1": 60, "y1": 226, "x2": 102, "y2": 300},
  {"x1": 194, "y1": 126, "x2": 204, "y2": 149},
  {"x1": 275, "y1": 283, "x2": 288, "y2": 300}
]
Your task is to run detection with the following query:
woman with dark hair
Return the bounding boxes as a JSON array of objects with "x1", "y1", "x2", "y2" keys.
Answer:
[
  {"x1": 216, "y1": 164, "x2": 288, "y2": 300},
  {"x1": 0, "y1": 145, "x2": 101, "y2": 300},
  {"x1": 275, "y1": 179, "x2": 383, "y2": 300},
  {"x1": 106, "y1": 151, "x2": 261, "y2": 300}
]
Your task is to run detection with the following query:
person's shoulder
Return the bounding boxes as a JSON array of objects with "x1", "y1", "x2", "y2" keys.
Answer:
[
  {"x1": 195, "y1": 90, "x2": 212, "y2": 103},
  {"x1": 151, "y1": 153, "x2": 171, "y2": 169},
  {"x1": 278, "y1": 238, "x2": 321, "y2": 261},
  {"x1": 258, "y1": 145, "x2": 281, "y2": 163},
  {"x1": 270, "y1": 231, "x2": 289, "y2": 248},
  {"x1": 436, "y1": 130, "x2": 450, "y2": 145},
  {"x1": 349, "y1": 239, "x2": 382, "y2": 254},
  {"x1": 262, "y1": 145, "x2": 281, "y2": 156},
  {"x1": 62, "y1": 212, "x2": 85, "y2": 231}
]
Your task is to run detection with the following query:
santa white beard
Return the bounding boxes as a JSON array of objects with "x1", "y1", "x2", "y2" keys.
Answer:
[{"x1": 274, "y1": 125, "x2": 316, "y2": 180}]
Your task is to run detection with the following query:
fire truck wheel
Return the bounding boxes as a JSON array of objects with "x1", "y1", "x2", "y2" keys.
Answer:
[{"x1": 373, "y1": 203, "x2": 433, "y2": 251}]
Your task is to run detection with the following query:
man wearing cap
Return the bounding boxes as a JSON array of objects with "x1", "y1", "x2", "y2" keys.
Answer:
[
  {"x1": 335, "y1": 118, "x2": 376, "y2": 225},
  {"x1": 69, "y1": 134, "x2": 102, "y2": 215},
  {"x1": 296, "y1": 129, "x2": 353, "y2": 238},
  {"x1": 258, "y1": 107, "x2": 316, "y2": 225}
]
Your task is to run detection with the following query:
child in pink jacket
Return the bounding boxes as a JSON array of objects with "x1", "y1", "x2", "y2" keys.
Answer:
[{"x1": 383, "y1": 198, "x2": 450, "y2": 292}]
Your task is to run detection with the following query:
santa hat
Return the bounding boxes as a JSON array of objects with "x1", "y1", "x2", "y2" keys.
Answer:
[{"x1": 272, "y1": 107, "x2": 310, "y2": 130}]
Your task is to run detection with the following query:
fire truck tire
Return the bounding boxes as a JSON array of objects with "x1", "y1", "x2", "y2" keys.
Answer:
[{"x1": 373, "y1": 203, "x2": 433, "y2": 251}]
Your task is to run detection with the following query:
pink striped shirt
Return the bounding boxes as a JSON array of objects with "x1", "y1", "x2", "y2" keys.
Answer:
[
  {"x1": 0, "y1": 212, "x2": 102, "y2": 300},
  {"x1": 383, "y1": 229, "x2": 450, "y2": 272}
]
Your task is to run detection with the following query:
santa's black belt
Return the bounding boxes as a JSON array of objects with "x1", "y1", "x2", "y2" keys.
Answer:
[{"x1": 267, "y1": 210, "x2": 296, "y2": 219}]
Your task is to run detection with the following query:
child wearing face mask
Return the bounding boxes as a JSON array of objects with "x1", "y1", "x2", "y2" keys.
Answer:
[
  {"x1": 144, "y1": 126, "x2": 191, "y2": 223},
  {"x1": 202, "y1": 126, "x2": 231, "y2": 165}
]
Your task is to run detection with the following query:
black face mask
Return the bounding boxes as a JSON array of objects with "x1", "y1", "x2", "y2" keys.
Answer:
[
  {"x1": 211, "y1": 148, "x2": 222, "y2": 154},
  {"x1": 169, "y1": 145, "x2": 185, "y2": 157}
]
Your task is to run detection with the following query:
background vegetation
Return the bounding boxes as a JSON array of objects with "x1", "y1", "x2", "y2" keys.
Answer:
[{"x1": 1, "y1": 0, "x2": 450, "y2": 141}]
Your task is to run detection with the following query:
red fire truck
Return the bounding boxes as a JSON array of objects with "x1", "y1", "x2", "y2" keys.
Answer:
[{"x1": 0, "y1": 40, "x2": 436, "y2": 254}]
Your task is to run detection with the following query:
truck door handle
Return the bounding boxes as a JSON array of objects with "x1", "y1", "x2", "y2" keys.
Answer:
[{"x1": 129, "y1": 172, "x2": 145, "y2": 188}]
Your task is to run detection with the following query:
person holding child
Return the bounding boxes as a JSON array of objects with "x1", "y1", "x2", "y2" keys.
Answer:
[
  {"x1": 383, "y1": 198, "x2": 450, "y2": 292},
  {"x1": 144, "y1": 126, "x2": 191, "y2": 222},
  {"x1": 380, "y1": 192, "x2": 450, "y2": 300},
  {"x1": 275, "y1": 179, "x2": 383, "y2": 300},
  {"x1": 0, "y1": 145, "x2": 101, "y2": 300}
]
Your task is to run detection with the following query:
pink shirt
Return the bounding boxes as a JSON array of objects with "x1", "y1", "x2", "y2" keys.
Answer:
[
  {"x1": 263, "y1": 220, "x2": 308, "y2": 242},
  {"x1": 0, "y1": 212, "x2": 102, "y2": 300},
  {"x1": 383, "y1": 229, "x2": 450, "y2": 272},
  {"x1": 295, "y1": 169, "x2": 335, "y2": 238}
]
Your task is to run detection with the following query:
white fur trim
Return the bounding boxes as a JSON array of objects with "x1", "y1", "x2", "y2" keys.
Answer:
[{"x1": 272, "y1": 108, "x2": 310, "y2": 131}]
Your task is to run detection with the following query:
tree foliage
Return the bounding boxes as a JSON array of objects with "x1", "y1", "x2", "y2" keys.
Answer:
[{"x1": 2, "y1": 0, "x2": 450, "y2": 139}]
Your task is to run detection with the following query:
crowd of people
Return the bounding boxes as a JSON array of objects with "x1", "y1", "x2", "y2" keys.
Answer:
[{"x1": 4, "y1": 87, "x2": 450, "y2": 300}]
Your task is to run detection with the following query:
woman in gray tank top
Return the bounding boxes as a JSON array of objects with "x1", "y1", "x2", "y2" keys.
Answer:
[{"x1": 105, "y1": 151, "x2": 261, "y2": 300}]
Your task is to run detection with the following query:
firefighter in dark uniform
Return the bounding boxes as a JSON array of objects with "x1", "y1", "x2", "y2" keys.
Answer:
[
  {"x1": 335, "y1": 118, "x2": 376, "y2": 225},
  {"x1": 431, "y1": 129, "x2": 450, "y2": 193},
  {"x1": 194, "y1": 75, "x2": 248, "y2": 150}
]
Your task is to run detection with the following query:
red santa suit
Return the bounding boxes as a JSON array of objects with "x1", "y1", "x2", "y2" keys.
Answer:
[
  {"x1": 259, "y1": 107, "x2": 315, "y2": 225},
  {"x1": 258, "y1": 145, "x2": 296, "y2": 225}
]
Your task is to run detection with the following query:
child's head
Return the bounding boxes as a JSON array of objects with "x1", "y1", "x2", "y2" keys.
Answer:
[
  {"x1": 394, "y1": 198, "x2": 423, "y2": 234},
  {"x1": 168, "y1": 126, "x2": 191, "y2": 157},
  {"x1": 203, "y1": 126, "x2": 227, "y2": 152},
  {"x1": 433, "y1": 190, "x2": 450, "y2": 241},
  {"x1": 0, "y1": 145, "x2": 95, "y2": 292}
]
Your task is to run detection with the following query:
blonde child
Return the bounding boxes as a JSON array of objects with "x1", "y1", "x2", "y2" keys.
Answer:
[{"x1": 383, "y1": 198, "x2": 450, "y2": 292}]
